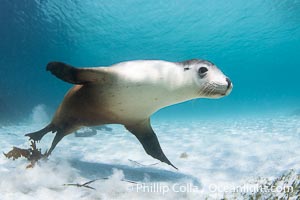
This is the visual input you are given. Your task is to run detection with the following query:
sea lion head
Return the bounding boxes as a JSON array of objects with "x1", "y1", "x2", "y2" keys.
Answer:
[{"x1": 182, "y1": 59, "x2": 233, "y2": 98}]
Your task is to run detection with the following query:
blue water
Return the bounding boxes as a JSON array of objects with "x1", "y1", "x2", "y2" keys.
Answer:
[
  {"x1": 0, "y1": 0, "x2": 300, "y2": 122},
  {"x1": 1, "y1": 2, "x2": 300, "y2": 199}
]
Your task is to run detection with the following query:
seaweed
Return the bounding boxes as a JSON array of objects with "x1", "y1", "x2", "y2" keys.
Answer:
[
  {"x1": 3, "y1": 141, "x2": 47, "y2": 168},
  {"x1": 63, "y1": 179, "x2": 98, "y2": 190},
  {"x1": 63, "y1": 178, "x2": 138, "y2": 190},
  {"x1": 128, "y1": 159, "x2": 159, "y2": 167}
]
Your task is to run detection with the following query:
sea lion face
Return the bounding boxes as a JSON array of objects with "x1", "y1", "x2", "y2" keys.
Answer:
[{"x1": 191, "y1": 60, "x2": 233, "y2": 98}]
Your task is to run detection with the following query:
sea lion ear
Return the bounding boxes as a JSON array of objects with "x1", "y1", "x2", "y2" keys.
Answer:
[
  {"x1": 125, "y1": 119, "x2": 177, "y2": 170},
  {"x1": 46, "y1": 62, "x2": 111, "y2": 85}
]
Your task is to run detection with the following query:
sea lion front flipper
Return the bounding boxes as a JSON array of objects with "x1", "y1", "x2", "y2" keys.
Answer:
[
  {"x1": 125, "y1": 119, "x2": 177, "y2": 169},
  {"x1": 46, "y1": 62, "x2": 111, "y2": 84}
]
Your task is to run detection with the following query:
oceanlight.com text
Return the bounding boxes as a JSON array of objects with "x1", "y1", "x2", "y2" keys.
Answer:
[
  {"x1": 208, "y1": 183, "x2": 293, "y2": 194},
  {"x1": 132, "y1": 183, "x2": 293, "y2": 195}
]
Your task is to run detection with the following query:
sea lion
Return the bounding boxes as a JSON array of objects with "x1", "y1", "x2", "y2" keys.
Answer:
[{"x1": 25, "y1": 59, "x2": 233, "y2": 169}]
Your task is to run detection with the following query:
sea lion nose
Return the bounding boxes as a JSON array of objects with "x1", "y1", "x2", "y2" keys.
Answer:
[{"x1": 226, "y1": 78, "x2": 231, "y2": 89}]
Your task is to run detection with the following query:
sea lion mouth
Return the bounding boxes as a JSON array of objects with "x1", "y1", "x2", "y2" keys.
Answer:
[
  {"x1": 220, "y1": 86, "x2": 233, "y2": 96},
  {"x1": 198, "y1": 82, "x2": 231, "y2": 97},
  {"x1": 224, "y1": 83, "x2": 233, "y2": 96}
]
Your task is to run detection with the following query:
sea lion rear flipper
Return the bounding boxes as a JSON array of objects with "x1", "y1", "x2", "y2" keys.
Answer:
[
  {"x1": 125, "y1": 119, "x2": 177, "y2": 169},
  {"x1": 25, "y1": 124, "x2": 54, "y2": 142},
  {"x1": 46, "y1": 62, "x2": 111, "y2": 84}
]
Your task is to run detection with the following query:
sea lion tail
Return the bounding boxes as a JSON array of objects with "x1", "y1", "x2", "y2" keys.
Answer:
[{"x1": 25, "y1": 124, "x2": 55, "y2": 142}]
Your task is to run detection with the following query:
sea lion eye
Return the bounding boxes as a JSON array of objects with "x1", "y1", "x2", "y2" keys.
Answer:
[{"x1": 198, "y1": 67, "x2": 208, "y2": 78}]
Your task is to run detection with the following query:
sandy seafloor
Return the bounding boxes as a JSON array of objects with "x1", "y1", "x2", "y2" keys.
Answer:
[{"x1": 1, "y1": 114, "x2": 299, "y2": 199}]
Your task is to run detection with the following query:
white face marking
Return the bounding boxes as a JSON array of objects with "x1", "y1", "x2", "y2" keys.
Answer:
[{"x1": 189, "y1": 61, "x2": 233, "y2": 98}]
